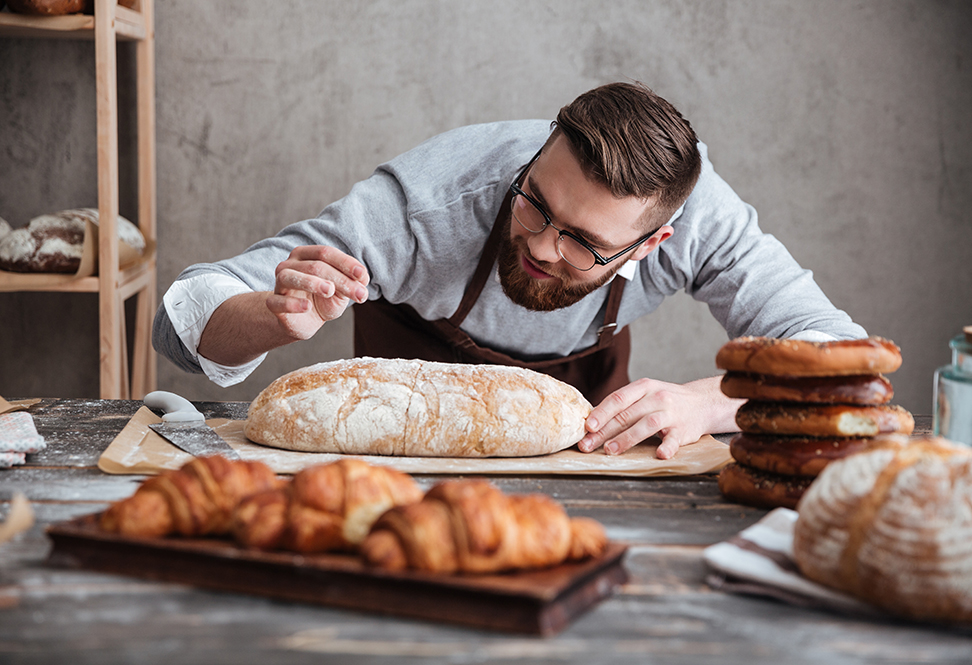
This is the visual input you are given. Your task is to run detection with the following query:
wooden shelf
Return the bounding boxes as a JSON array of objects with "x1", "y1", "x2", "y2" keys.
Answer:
[
  {"x1": 0, "y1": 5, "x2": 144, "y2": 40},
  {"x1": 0, "y1": 0, "x2": 157, "y2": 399}
]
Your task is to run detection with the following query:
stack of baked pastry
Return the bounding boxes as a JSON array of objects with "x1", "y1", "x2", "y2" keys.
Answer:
[
  {"x1": 100, "y1": 456, "x2": 608, "y2": 574},
  {"x1": 714, "y1": 336, "x2": 915, "y2": 509}
]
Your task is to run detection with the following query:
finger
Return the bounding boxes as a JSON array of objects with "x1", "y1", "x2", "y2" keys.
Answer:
[
  {"x1": 265, "y1": 293, "x2": 311, "y2": 315},
  {"x1": 655, "y1": 431, "x2": 681, "y2": 460},
  {"x1": 288, "y1": 246, "x2": 370, "y2": 286},
  {"x1": 586, "y1": 383, "x2": 645, "y2": 434},
  {"x1": 601, "y1": 419, "x2": 663, "y2": 455},
  {"x1": 579, "y1": 405, "x2": 646, "y2": 453},
  {"x1": 275, "y1": 267, "x2": 335, "y2": 298},
  {"x1": 577, "y1": 432, "x2": 603, "y2": 453},
  {"x1": 284, "y1": 260, "x2": 368, "y2": 303}
]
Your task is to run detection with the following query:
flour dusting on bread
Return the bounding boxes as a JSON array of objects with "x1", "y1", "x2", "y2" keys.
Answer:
[{"x1": 244, "y1": 358, "x2": 592, "y2": 458}]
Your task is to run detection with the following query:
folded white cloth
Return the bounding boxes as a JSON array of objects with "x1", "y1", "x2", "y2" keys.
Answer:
[
  {"x1": 702, "y1": 507, "x2": 882, "y2": 617},
  {"x1": 0, "y1": 411, "x2": 46, "y2": 467}
]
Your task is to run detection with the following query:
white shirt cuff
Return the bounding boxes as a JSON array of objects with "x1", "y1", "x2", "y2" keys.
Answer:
[
  {"x1": 163, "y1": 273, "x2": 268, "y2": 387},
  {"x1": 787, "y1": 330, "x2": 839, "y2": 343}
]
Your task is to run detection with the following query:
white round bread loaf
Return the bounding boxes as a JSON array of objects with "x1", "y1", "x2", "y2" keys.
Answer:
[
  {"x1": 244, "y1": 358, "x2": 593, "y2": 457},
  {"x1": 793, "y1": 435, "x2": 972, "y2": 623}
]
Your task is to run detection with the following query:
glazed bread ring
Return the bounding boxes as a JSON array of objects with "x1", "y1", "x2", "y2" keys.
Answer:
[
  {"x1": 729, "y1": 433, "x2": 878, "y2": 477},
  {"x1": 720, "y1": 372, "x2": 893, "y2": 404},
  {"x1": 717, "y1": 463, "x2": 814, "y2": 510},
  {"x1": 715, "y1": 337, "x2": 902, "y2": 377},
  {"x1": 735, "y1": 402, "x2": 914, "y2": 438}
]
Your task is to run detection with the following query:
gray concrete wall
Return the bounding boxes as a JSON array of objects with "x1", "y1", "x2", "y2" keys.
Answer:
[{"x1": 1, "y1": 0, "x2": 970, "y2": 420}]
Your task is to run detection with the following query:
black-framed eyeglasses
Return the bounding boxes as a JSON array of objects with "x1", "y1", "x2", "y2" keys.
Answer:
[{"x1": 509, "y1": 149, "x2": 656, "y2": 272}]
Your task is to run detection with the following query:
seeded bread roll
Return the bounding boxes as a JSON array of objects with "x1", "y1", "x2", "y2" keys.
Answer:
[
  {"x1": 717, "y1": 462, "x2": 815, "y2": 510},
  {"x1": 716, "y1": 337, "x2": 902, "y2": 377},
  {"x1": 244, "y1": 358, "x2": 593, "y2": 458},
  {"x1": 793, "y1": 436, "x2": 972, "y2": 624},
  {"x1": 720, "y1": 372, "x2": 894, "y2": 404},
  {"x1": 735, "y1": 402, "x2": 914, "y2": 438},
  {"x1": 729, "y1": 433, "x2": 878, "y2": 477}
]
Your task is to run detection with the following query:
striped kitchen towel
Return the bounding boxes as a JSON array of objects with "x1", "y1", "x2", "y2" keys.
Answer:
[{"x1": 702, "y1": 507, "x2": 881, "y2": 617}]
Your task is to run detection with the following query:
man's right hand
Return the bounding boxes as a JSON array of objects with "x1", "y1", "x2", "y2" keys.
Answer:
[
  {"x1": 265, "y1": 245, "x2": 370, "y2": 340},
  {"x1": 197, "y1": 246, "x2": 369, "y2": 367}
]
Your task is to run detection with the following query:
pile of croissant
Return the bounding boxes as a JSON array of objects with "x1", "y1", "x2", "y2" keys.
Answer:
[{"x1": 99, "y1": 456, "x2": 608, "y2": 574}]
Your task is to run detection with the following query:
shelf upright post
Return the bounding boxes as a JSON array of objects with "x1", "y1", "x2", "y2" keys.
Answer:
[
  {"x1": 94, "y1": 0, "x2": 123, "y2": 398},
  {"x1": 131, "y1": 0, "x2": 157, "y2": 398}
]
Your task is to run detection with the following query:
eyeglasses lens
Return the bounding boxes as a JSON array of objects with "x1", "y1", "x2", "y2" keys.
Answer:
[{"x1": 511, "y1": 194, "x2": 596, "y2": 270}]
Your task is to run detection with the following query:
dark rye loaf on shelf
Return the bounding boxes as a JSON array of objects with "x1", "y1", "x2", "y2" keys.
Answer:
[
  {"x1": 5, "y1": 0, "x2": 136, "y2": 15},
  {"x1": 0, "y1": 208, "x2": 145, "y2": 274}
]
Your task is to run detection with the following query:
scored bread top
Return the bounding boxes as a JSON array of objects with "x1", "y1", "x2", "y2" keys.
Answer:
[
  {"x1": 715, "y1": 336, "x2": 902, "y2": 377},
  {"x1": 244, "y1": 358, "x2": 593, "y2": 457},
  {"x1": 793, "y1": 436, "x2": 972, "y2": 623}
]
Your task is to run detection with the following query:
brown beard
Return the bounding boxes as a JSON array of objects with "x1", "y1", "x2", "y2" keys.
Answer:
[{"x1": 497, "y1": 219, "x2": 618, "y2": 311}]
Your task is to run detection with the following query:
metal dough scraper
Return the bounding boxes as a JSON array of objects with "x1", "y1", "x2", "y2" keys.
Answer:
[{"x1": 144, "y1": 391, "x2": 241, "y2": 460}]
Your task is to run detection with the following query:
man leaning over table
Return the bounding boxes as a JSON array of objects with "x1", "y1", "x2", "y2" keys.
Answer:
[{"x1": 152, "y1": 81, "x2": 866, "y2": 461}]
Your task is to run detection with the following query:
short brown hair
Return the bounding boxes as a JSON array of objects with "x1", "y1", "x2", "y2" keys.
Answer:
[{"x1": 551, "y1": 81, "x2": 701, "y2": 230}]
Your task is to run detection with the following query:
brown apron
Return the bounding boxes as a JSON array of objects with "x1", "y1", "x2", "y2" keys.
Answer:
[{"x1": 352, "y1": 192, "x2": 630, "y2": 405}]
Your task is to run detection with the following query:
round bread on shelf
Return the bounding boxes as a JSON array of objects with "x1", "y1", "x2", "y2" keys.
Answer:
[
  {"x1": 5, "y1": 0, "x2": 86, "y2": 16},
  {"x1": 735, "y1": 402, "x2": 914, "y2": 438},
  {"x1": 720, "y1": 372, "x2": 894, "y2": 404},
  {"x1": 0, "y1": 208, "x2": 145, "y2": 274},
  {"x1": 715, "y1": 336, "x2": 902, "y2": 377},
  {"x1": 717, "y1": 462, "x2": 815, "y2": 510},
  {"x1": 793, "y1": 435, "x2": 972, "y2": 623},
  {"x1": 728, "y1": 433, "x2": 878, "y2": 477}
]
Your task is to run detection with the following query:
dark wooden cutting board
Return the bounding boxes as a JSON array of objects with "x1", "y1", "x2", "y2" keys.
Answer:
[{"x1": 46, "y1": 514, "x2": 628, "y2": 635}]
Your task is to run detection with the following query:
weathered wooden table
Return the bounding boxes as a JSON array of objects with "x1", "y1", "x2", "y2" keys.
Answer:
[{"x1": 1, "y1": 399, "x2": 969, "y2": 664}]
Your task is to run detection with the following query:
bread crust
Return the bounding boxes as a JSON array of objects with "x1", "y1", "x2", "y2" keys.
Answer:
[
  {"x1": 720, "y1": 372, "x2": 893, "y2": 404},
  {"x1": 716, "y1": 336, "x2": 902, "y2": 377},
  {"x1": 717, "y1": 462, "x2": 814, "y2": 510},
  {"x1": 735, "y1": 402, "x2": 914, "y2": 438},
  {"x1": 728, "y1": 433, "x2": 881, "y2": 477},
  {"x1": 6, "y1": 0, "x2": 86, "y2": 15},
  {"x1": 793, "y1": 436, "x2": 972, "y2": 623},
  {"x1": 244, "y1": 358, "x2": 593, "y2": 457},
  {"x1": 0, "y1": 208, "x2": 145, "y2": 273}
]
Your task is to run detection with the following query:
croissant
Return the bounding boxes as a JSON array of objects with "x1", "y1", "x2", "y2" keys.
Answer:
[
  {"x1": 231, "y1": 458, "x2": 423, "y2": 552},
  {"x1": 361, "y1": 479, "x2": 608, "y2": 574},
  {"x1": 99, "y1": 456, "x2": 282, "y2": 538}
]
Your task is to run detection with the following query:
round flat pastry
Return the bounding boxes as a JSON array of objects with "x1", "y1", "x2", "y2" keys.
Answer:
[
  {"x1": 717, "y1": 462, "x2": 815, "y2": 510},
  {"x1": 720, "y1": 372, "x2": 893, "y2": 404},
  {"x1": 715, "y1": 336, "x2": 902, "y2": 377},
  {"x1": 735, "y1": 402, "x2": 914, "y2": 438},
  {"x1": 729, "y1": 433, "x2": 878, "y2": 477}
]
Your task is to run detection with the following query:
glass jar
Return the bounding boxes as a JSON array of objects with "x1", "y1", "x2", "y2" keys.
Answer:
[{"x1": 933, "y1": 326, "x2": 972, "y2": 446}]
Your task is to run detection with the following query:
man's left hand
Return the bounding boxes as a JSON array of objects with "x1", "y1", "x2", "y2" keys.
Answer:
[{"x1": 578, "y1": 376, "x2": 744, "y2": 459}]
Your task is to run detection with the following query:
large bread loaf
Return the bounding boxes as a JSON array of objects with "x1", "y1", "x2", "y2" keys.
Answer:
[
  {"x1": 244, "y1": 358, "x2": 593, "y2": 457},
  {"x1": 792, "y1": 435, "x2": 972, "y2": 623}
]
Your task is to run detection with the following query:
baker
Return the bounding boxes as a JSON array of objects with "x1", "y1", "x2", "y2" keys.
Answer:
[{"x1": 153, "y1": 81, "x2": 866, "y2": 460}]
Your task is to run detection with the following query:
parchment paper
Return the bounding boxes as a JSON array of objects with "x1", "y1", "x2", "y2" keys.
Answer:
[
  {"x1": 1, "y1": 397, "x2": 41, "y2": 415},
  {"x1": 97, "y1": 406, "x2": 732, "y2": 477}
]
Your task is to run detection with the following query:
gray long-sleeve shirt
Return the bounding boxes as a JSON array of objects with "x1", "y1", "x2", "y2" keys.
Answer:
[{"x1": 154, "y1": 120, "x2": 866, "y2": 385}]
